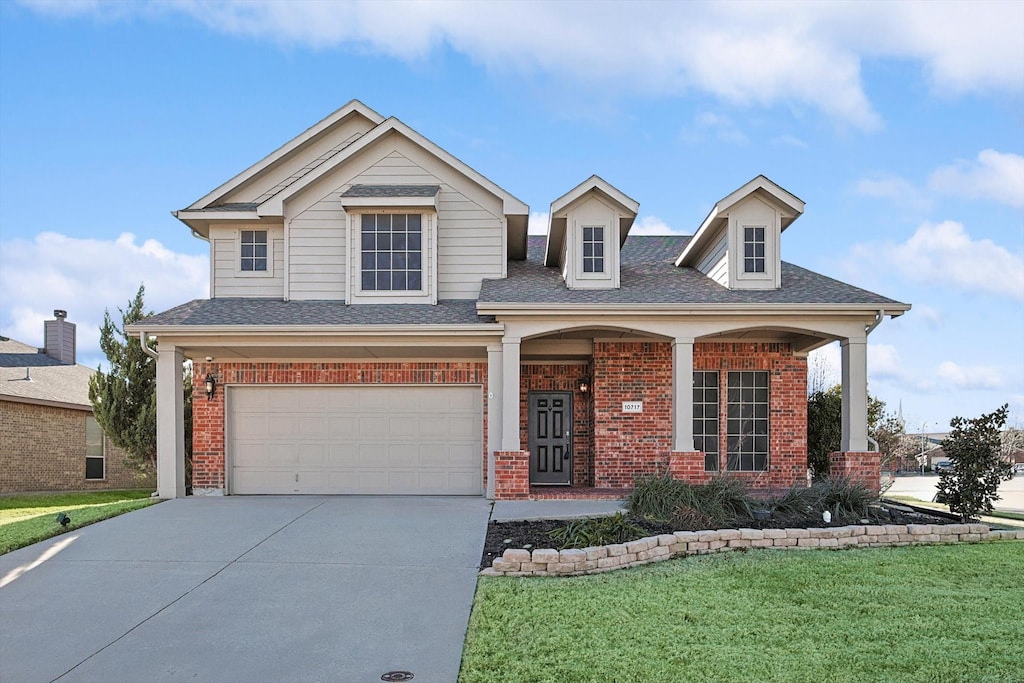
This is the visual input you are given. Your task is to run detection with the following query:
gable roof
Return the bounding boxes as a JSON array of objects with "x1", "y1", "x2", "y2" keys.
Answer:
[
  {"x1": 675, "y1": 175, "x2": 805, "y2": 267},
  {"x1": 186, "y1": 99, "x2": 386, "y2": 211},
  {"x1": 479, "y1": 235, "x2": 908, "y2": 310},
  {"x1": 0, "y1": 337, "x2": 95, "y2": 410},
  {"x1": 175, "y1": 102, "x2": 532, "y2": 259},
  {"x1": 544, "y1": 175, "x2": 640, "y2": 267}
]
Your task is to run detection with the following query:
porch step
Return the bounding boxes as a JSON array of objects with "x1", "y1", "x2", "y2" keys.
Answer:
[{"x1": 527, "y1": 487, "x2": 630, "y2": 501}]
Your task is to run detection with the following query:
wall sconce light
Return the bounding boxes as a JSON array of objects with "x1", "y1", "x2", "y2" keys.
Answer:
[
  {"x1": 205, "y1": 373, "x2": 217, "y2": 400},
  {"x1": 577, "y1": 377, "x2": 591, "y2": 394}
]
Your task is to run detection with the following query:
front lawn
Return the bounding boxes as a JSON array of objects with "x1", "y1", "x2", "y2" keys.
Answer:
[
  {"x1": 0, "y1": 490, "x2": 157, "y2": 554},
  {"x1": 461, "y1": 542, "x2": 1023, "y2": 682}
]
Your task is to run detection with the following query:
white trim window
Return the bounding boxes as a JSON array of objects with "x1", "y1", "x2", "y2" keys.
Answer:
[
  {"x1": 582, "y1": 225, "x2": 605, "y2": 274},
  {"x1": 349, "y1": 211, "x2": 435, "y2": 304},
  {"x1": 86, "y1": 416, "x2": 105, "y2": 480},
  {"x1": 743, "y1": 226, "x2": 766, "y2": 273},
  {"x1": 360, "y1": 213, "x2": 423, "y2": 292},
  {"x1": 240, "y1": 230, "x2": 268, "y2": 272}
]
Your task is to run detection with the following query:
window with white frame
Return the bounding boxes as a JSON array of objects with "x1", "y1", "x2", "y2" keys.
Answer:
[
  {"x1": 582, "y1": 226, "x2": 605, "y2": 273},
  {"x1": 240, "y1": 230, "x2": 268, "y2": 272},
  {"x1": 359, "y1": 213, "x2": 423, "y2": 292},
  {"x1": 726, "y1": 371, "x2": 769, "y2": 471},
  {"x1": 86, "y1": 416, "x2": 105, "y2": 480},
  {"x1": 743, "y1": 226, "x2": 765, "y2": 273},
  {"x1": 693, "y1": 370, "x2": 720, "y2": 472}
]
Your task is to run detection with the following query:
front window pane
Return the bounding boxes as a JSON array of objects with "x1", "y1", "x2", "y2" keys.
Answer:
[
  {"x1": 86, "y1": 417, "x2": 104, "y2": 480},
  {"x1": 359, "y1": 213, "x2": 423, "y2": 292},
  {"x1": 694, "y1": 371, "x2": 719, "y2": 471},
  {"x1": 726, "y1": 371, "x2": 769, "y2": 471},
  {"x1": 742, "y1": 225, "x2": 765, "y2": 273}
]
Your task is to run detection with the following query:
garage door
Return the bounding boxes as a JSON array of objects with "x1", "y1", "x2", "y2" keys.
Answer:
[{"x1": 227, "y1": 386, "x2": 482, "y2": 495}]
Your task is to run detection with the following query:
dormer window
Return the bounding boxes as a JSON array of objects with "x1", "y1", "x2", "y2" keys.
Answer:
[
  {"x1": 743, "y1": 226, "x2": 766, "y2": 274},
  {"x1": 582, "y1": 226, "x2": 605, "y2": 273}
]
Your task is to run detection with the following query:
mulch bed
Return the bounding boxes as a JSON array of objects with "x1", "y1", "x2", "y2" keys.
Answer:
[{"x1": 480, "y1": 505, "x2": 955, "y2": 569}]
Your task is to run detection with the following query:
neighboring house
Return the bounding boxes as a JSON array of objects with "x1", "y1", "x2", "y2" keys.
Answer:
[
  {"x1": 130, "y1": 100, "x2": 910, "y2": 500},
  {"x1": 0, "y1": 312, "x2": 154, "y2": 493}
]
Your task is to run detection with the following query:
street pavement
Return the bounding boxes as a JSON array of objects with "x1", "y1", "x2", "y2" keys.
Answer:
[{"x1": 886, "y1": 472, "x2": 1024, "y2": 514}]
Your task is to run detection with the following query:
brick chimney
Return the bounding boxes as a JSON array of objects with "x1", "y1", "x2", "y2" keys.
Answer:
[{"x1": 44, "y1": 309, "x2": 76, "y2": 365}]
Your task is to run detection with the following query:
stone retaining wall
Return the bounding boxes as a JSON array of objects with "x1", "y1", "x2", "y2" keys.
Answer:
[{"x1": 480, "y1": 524, "x2": 1024, "y2": 577}]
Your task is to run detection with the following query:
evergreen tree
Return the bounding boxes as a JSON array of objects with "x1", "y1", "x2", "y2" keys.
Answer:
[{"x1": 89, "y1": 286, "x2": 157, "y2": 472}]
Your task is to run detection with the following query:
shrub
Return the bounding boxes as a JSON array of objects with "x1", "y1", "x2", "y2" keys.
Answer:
[
  {"x1": 765, "y1": 476, "x2": 877, "y2": 526},
  {"x1": 626, "y1": 474, "x2": 753, "y2": 530},
  {"x1": 548, "y1": 512, "x2": 646, "y2": 549},
  {"x1": 936, "y1": 404, "x2": 1014, "y2": 522}
]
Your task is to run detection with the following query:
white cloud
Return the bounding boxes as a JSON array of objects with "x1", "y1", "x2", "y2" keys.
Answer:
[
  {"x1": 936, "y1": 361, "x2": 1004, "y2": 390},
  {"x1": 528, "y1": 211, "x2": 549, "y2": 235},
  {"x1": 911, "y1": 304, "x2": 943, "y2": 330},
  {"x1": 18, "y1": 1, "x2": 1024, "y2": 129},
  {"x1": 884, "y1": 221, "x2": 1024, "y2": 300},
  {"x1": 852, "y1": 174, "x2": 930, "y2": 211},
  {"x1": 772, "y1": 134, "x2": 808, "y2": 149},
  {"x1": 680, "y1": 112, "x2": 747, "y2": 145},
  {"x1": 0, "y1": 232, "x2": 208, "y2": 368},
  {"x1": 928, "y1": 150, "x2": 1024, "y2": 208},
  {"x1": 629, "y1": 216, "x2": 682, "y2": 236}
]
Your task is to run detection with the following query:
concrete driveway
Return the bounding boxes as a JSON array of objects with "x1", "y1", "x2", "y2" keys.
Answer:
[{"x1": 0, "y1": 495, "x2": 492, "y2": 683}]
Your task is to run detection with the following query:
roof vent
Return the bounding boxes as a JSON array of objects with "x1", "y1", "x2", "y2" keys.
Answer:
[{"x1": 54, "y1": 309, "x2": 67, "y2": 319}]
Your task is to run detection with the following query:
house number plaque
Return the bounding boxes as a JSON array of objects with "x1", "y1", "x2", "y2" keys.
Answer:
[{"x1": 622, "y1": 401, "x2": 643, "y2": 413}]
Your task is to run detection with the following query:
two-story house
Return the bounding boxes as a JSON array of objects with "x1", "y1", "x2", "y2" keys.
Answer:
[{"x1": 131, "y1": 100, "x2": 909, "y2": 500}]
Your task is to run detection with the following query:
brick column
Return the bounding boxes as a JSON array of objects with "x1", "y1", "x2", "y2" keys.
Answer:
[
  {"x1": 668, "y1": 451, "x2": 712, "y2": 484},
  {"x1": 830, "y1": 451, "x2": 880, "y2": 493},
  {"x1": 493, "y1": 450, "x2": 531, "y2": 500}
]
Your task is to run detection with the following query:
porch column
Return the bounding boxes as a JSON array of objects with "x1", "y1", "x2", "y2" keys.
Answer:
[
  {"x1": 156, "y1": 344, "x2": 186, "y2": 499},
  {"x1": 500, "y1": 337, "x2": 521, "y2": 451},
  {"x1": 672, "y1": 337, "x2": 695, "y2": 452},
  {"x1": 486, "y1": 343, "x2": 503, "y2": 499},
  {"x1": 840, "y1": 336, "x2": 869, "y2": 452}
]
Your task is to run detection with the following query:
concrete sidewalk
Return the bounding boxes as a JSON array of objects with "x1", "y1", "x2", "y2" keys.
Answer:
[{"x1": 0, "y1": 495, "x2": 491, "y2": 683}]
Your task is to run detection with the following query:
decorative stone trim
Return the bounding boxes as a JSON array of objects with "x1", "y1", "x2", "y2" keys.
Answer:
[{"x1": 480, "y1": 524, "x2": 1024, "y2": 577}]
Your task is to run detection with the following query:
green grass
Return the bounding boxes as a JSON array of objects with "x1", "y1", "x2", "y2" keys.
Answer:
[
  {"x1": 460, "y1": 542, "x2": 1024, "y2": 682},
  {"x1": 0, "y1": 490, "x2": 157, "y2": 554}
]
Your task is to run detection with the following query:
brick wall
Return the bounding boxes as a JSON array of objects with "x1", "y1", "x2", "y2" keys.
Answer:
[
  {"x1": 192, "y1": 361, "x2": 488, "y2": 492},
  {"x1": 519, "y1": 363, "x2": 593, "y2": 486},
  {"x1": 592, "y1": 341, "x2": 674, "y2": 488},
  {"x1": 694, "y1": 342, "x2": 807, "y2": 489},
  {"x1": 0, "y1": 400, "x2": 153, "y2": 493},
  {"x1": 830, "y1": 451, "x2": 881, "y2": 492}
]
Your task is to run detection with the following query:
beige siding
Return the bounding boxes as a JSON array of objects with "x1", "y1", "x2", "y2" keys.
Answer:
[
  {"x1": 289, "y1": 141, "x2": 504, "y2": 301},
  {"x1": 210, "y1": 226, "x2": 285, "y2": 298}
]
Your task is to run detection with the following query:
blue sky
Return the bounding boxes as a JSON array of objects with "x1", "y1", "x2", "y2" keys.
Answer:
[{"x1": 1, "y1": 0, "x2": 1022, "y2": 433}]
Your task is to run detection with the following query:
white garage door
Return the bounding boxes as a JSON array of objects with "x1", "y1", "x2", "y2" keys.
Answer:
[{"x1": 228, "y1": 385, "x2": 482, "y2": 495}]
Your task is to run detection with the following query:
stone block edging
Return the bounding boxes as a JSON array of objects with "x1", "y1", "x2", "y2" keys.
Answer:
[{"x1": 480, "y1": 524, "x2": 1024, "y2": 577}]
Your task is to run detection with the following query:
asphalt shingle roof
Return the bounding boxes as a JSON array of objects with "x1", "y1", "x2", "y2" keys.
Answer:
[
  {"x1": 0, "y1": 338, "x2": 94, "y2": 408},
  {"x1": 340, "y1": 184, "x2": 441, "y2": 198},
  {"x1": 478, "y1": 235, "x2": 904, "y2": 306},
  {"x1": 143, "y1": 299, "x2": 494, "y2": 326}
]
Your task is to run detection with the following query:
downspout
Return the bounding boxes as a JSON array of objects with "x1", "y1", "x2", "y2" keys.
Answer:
[
  {"x1": 139, "y1": 331, "x2": 159, "y2": 359},
  {"x1": 865, "y1": 309, "x2": 885, "y2": 336}
]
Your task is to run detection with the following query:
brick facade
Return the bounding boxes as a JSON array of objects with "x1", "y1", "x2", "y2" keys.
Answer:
[
  {"x1": 592, "y1": 341, "x2": 674, "y2": 488},
  {"x1": 191, "y1": 361, "x2": 488, "y2": 492},
  {"x1": 0, "y1": 400, "x2": 152, "y2": 493},
  {"x1": 190, "y1": 343, "x2": 811, "y2": 498}
]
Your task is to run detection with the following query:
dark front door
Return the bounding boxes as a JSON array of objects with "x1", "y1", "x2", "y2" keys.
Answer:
[{"x1": 528, "y1": 392, "x2": 572, "y2": 485}]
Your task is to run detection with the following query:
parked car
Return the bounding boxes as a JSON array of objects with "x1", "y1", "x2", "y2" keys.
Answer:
[
  {"x1": 934, "y1": 460, "x2": 955, "y2": 474},
  {"x1": 1013, "y1": 463, "x2": 1024, "y2": 475}
]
